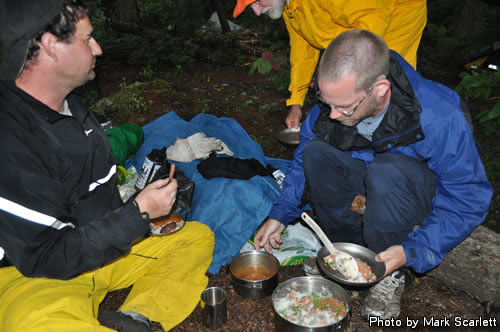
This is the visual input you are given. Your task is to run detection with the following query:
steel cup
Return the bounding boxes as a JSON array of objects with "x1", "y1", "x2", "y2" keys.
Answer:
[{"x1": 200, "y1": 287, "x2": 227, "y2": 329}]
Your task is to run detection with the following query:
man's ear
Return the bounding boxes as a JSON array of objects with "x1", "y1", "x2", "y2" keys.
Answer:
[
  {"x1": 375, "y1": 79, "x2": 391, "y2": 97},
  {"x1": 39, "y1": 33, "x2": 59, "y2": 62}
]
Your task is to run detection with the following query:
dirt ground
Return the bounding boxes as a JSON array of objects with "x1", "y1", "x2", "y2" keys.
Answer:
[
  {"x1": 95, "y1": 59, "x2": 499, "y2": 331},
  {"x1": 101, "y1": 264, "x2": 498, "y2": 332}
]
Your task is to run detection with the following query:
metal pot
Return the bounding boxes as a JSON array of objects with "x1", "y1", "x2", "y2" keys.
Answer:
[
  {"x1": 278, "y1": 127, "x2": 301, "y2": 145},
  {"x1": 272, "y1": 276, "x2": 352, "y2": 331},
  {"x1": 317, "y1": 243, "x2": 386, "y2": 287},
  {"x1": 228, "y1": 250, "x2": 280, "y2": 299}
]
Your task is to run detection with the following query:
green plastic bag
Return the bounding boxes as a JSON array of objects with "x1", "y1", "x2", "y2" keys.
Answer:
[{"x1": 106, "y1": 124, "x2": 144, "y2": 165}]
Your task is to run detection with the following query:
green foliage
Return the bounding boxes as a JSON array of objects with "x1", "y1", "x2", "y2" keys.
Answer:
[
  {"x1": 456, "y1": 70, "x2": 500, "y2": 125},
  {"x1": 89, "y1": 0, "x2": 119, "y2": 45},
  {"x1": 419, "y1": 23, "x2": 484, "y2": 66},
  {"x1": 138, "y1": 0, "x2": 173, "y2": 27},
  {"x1": 197, "y1": 98, "x2": 213, "y2": 113},
  {"x1": 138, "y1": 0, "x2": 205, "y2": 35},
  {"x1": 426, "y1": 23, "x2": 447, "y2": 40},
  {"x1": 456, "y1": 70, "x2": 500, "y2": 100},
  {"x1": 131, "y1": 37, "x2": 196, "y2": 73},
  {"x1": 480, "y1": 145, "x2": 500, "y2": 182},
  {"x1": 149, "y1": 78, "x2": 173, "y2": 95},
  {"x1": 128, "y1": 0, "x2": 247, "y2": 73},
  {"x1": 214, "y1": 83, "x2": 229, "y2": 92},
  {"x1": 92, "y1": 82, "x2": 150, "y2": 123},
  {"x1": 249, "y1": 58, "x2": 272, "y2": 75},
  {"x1": 141, "y1": 65, "x2": 154, "y2": 80},
  {"x1": 420, "y1": 0, "x2": 500, "y2": 67},
  {"x1": 194, "y1": 30, "x2": 246, "y2": 67},
  {"x1": 270, "y1": 67, "x2": 290, "y2": 93},
  {"x1": 426, "y1": 0, "x2": 456, "y2": 25},
  {"x1": 248, "y1": 52, "x2": 290, "y2": 93},
  {"x1": 475, "y1": 103, "x2": 500, "y2": 124},
  {"x1": 235, "y1": 98, "x2": 257, "y2": 113}
]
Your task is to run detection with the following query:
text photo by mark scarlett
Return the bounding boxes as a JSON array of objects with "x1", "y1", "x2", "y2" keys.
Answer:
[{"x1": 369, "y1": 316, "x2": 497, "y2": 329}]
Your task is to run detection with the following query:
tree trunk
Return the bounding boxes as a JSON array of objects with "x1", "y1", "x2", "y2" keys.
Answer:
[
  {"x1": 109, "y1": 20, "x2": 170, "y2": 41},
  {"x1": 449, "y1": 0, "x2": 486, "y2": 38},
  {"x1": 106, "y1": 0, "x2": 141, "y2": 24},
  {"x1": 427, "y1": 225, "x2": 500, "y2": 312},
  {"x1": 210, "y1": 0, "x2": 231, "y2": 33}
]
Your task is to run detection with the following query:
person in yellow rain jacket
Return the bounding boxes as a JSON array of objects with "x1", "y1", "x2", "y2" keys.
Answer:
[{"x1": 233, "y1": 0, "x2": 427, "y2": 129}]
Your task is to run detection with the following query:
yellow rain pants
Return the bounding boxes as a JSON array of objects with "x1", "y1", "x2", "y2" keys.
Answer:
[{"x1": 0, "y1": 221, "x2": 214, "y2": 332}]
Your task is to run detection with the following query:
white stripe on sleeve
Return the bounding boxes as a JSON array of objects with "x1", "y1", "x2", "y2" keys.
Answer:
[
  {"x1": 89, "y1": 165, "x2": 116, "y2": 192},
  {"x1": 0, "y1": 197, "x2": 75, "y2": 230}
]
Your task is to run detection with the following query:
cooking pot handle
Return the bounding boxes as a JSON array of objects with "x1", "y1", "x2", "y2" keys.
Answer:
[{"x1": 228, "y1": 276, "x2": 264, "y2": 289}]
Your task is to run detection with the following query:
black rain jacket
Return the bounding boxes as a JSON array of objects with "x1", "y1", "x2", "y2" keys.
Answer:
[{"x1": 0, "y1": 81, "x2": 149, "y2": 280}]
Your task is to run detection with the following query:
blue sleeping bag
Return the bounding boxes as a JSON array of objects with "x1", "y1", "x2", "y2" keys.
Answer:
[{"x1": 126, "y1": 112, "x2": 290, "y2": 273}]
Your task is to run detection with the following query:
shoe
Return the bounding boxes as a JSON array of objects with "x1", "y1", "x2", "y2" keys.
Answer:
[
  {"x1": 302, "y1": 257, "x2": 321, "y2": 276},
  {"x1": 361, "y1": 270, "x2": 406, "y2": 319},
  {"x1": 98, "y1": 308, "x2": 151, "y2": 332}
]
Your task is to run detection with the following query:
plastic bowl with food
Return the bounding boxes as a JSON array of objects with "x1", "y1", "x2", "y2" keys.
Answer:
[
  {"x1": 317, "y1": 243, "x2": 386, "y2": 287},
  {"x1": 149, "y1": 213, "x2": 185, "y2": 236},
  {"x1": 272, "y1": 276, "x2": 351, "y2": 331}
]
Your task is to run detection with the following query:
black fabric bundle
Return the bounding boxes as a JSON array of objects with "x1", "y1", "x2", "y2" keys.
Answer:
[{"x1": 197, "y1": 153, "x2": 275, "y2": 180}]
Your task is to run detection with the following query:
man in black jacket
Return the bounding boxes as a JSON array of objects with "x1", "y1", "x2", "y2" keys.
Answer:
[{"x1": 0, "y1": 1, "x2": 214, "y2": 331}]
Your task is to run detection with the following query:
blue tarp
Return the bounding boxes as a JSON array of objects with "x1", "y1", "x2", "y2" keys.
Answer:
[{"x1": 126, "y1": 112, "x2": 291, "y2": 273}]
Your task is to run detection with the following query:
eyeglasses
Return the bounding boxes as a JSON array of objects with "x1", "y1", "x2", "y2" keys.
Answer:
[{"x1": 315, "y1": 77, "x2": 384, "y2": 117}]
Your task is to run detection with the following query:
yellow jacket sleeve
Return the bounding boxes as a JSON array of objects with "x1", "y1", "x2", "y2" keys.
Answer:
[
  {"x1": 285, "y1": 23, "x2": 320, "y2": 107},
  {"x1": 283, "y1": 0, "x2": 426, "y2": 107}
]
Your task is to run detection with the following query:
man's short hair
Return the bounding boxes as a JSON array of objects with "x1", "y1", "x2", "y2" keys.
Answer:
[{"x1": 318, "y1": 30, "x2": 390, "y2": 92}]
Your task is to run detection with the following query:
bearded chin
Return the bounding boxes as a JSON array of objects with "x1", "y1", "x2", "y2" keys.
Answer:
[
  {"x1": 265, "y1": 0, "x2": 284, "y2": 19},
  {"x1": 266, "y1": 9, "x2": 283, "y2": 19}
]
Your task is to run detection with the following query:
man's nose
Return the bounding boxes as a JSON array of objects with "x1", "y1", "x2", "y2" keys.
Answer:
[
  {"x1": 91, "y1": 38, "x2": 103, "y2": 56},
  {"x1": 329, "y1": 108, "x2": 342, "y2": 120},
  {"x1": 251, "y1": 3, "x2": 263, "y2": 16}
]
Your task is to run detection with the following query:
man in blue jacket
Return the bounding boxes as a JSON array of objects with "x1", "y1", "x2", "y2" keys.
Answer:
[{"x1": 254, "y1": 29, "x2": 492, "y2": 319}]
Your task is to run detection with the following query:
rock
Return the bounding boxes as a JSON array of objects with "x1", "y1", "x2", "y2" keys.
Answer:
[{"x1": 427, "y1": 225, "x2": 500, "y2": 310}]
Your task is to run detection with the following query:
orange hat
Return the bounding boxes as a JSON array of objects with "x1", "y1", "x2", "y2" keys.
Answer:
[{"x1": 233, "y1": 0, "x2": 257, "y2": 18}]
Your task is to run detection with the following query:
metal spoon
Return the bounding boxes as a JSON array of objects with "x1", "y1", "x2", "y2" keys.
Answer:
[{"x1": 301, "y1": 212, "x2": 359, "y2": 280}]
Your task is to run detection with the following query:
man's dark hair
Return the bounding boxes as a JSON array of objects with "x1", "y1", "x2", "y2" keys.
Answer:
[{"x1": 26, "y1": 0, "x2": 88, "y2": 63}]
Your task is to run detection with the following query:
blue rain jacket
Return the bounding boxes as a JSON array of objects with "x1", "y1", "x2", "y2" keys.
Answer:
[{"x1": 268, "y1": 51, "x2": 493, "y2": 273}]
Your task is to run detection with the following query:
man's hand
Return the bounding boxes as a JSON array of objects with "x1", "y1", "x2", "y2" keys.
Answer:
[
  {"x1": 134, "y1": 177, "x2": 178, "y2": 219},
  {"x1": 286, "y1": 104, "x2": 303, "y2": 129},
  {"x1": 254, "y1": 218, "x2": 286, "y2": 254},
  {"x1": 375, "y1": 245, "x2": 407, "y2": 276}
]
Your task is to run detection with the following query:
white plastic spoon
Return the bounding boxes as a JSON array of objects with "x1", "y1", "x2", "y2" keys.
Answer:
[
  {"x1": 334, "y1": 252, "x2": 359, "y2": 280},
  {"x1": 300, "y1": 212, "x2": 359, "y2": 280},
  {"x1": 301, "y1": 212, "x2": 336, "y2": 254}
]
